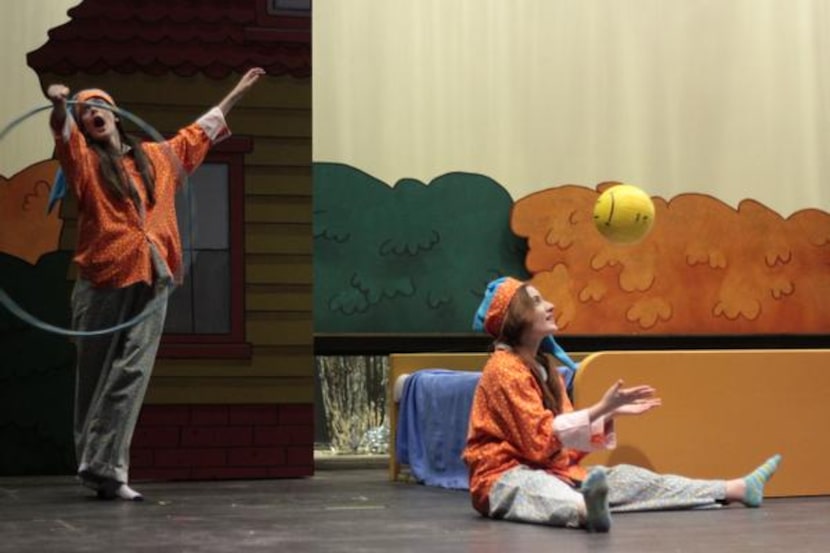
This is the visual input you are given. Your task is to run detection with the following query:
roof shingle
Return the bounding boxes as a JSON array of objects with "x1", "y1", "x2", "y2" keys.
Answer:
[{"x1": 28, "y1": 0, "x2": 310, "y2": 79}]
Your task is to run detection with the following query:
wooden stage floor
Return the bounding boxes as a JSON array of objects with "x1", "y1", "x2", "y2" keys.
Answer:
[{"x1": 1, "y1": 468, "x2": 827, "y2": 552}]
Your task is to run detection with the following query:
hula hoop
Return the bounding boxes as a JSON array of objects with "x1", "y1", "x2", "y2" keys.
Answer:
[{"x1": 0, "y1": 99, "x2": 193, "y2": 337}]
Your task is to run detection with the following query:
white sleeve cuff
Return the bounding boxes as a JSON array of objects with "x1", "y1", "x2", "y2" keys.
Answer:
[
  {"x1": 597, "y1": 416, "x2": 617, "y2": 450},
  {"x1": 553, "y1": 410, "x2": 616, "y2": 452},
  {"x1": 196, "y1": 106, "x2": 231, "y2": 144}
]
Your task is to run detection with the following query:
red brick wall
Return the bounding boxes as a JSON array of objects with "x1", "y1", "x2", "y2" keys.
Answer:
[{"x1": 130, "y1": 404, "x2": 314, "y2": 481}]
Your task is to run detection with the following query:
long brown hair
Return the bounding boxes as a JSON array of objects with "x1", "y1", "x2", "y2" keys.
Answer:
[
  {"x1": 498, "y1": 285, "x2": 565, "y2": 414},
  {"x1": 84, "y1": 121, "x2": 157, "y2": 208}
]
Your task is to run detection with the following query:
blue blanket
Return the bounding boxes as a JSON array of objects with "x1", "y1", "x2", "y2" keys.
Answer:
[{"x1": 396, "y1": 369, "x2": 482, "y2": 490}]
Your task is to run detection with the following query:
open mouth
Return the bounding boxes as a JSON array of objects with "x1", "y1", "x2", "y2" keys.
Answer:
[{"x1": 92, "y1": 116, "x2": 106, "y2": 128}]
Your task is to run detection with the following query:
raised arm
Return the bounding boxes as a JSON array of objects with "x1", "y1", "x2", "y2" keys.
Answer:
[
  {"x1": 46, "y1": 84, "x2": 70, "y2": 133},
  {"x1": 216, "y1": 67, "x2": 266, "y2": 117}
]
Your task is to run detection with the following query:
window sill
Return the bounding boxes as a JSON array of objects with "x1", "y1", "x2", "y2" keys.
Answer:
[{"x1": 158, "y1": 342, "x2": 253, "y2": 359}]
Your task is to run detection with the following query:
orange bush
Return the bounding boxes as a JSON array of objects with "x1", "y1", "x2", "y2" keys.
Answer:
[{"x1": 512, "y1": 182, "x2": 830, "y2": 334}]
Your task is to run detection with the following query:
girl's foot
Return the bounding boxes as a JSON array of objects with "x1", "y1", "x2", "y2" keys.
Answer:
[
  {"x1": 581, "y1": 467, "x2": 611, "y2": 532},
  {"x1": 743, "y1": 454, "x2": 782, "y2": 508}
]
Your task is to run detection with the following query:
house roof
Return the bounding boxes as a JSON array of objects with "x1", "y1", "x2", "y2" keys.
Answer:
[{"x1": 27, "y1": 0, "x2": 311, "y2": 79}]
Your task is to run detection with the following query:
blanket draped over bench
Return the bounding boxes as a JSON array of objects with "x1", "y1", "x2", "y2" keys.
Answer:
[{"x1": 396, "y1": 369, "x2": 481, "y2": 489}]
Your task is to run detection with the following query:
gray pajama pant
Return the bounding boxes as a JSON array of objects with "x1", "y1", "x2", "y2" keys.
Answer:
[
  {"x1": 71, "y1": 247, "x2": 171, "y2": 485},
  {"x1": 489, "y1": 464, "x2": 727, "y2": 528}
]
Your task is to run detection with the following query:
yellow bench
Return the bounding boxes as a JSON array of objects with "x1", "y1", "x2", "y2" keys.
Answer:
[
  {"x1": 574, "y1": 349, "x2": 830, "y2": 497},
  {"x1": 389, "y1": 349, "x2": 830, "y2": 497}
]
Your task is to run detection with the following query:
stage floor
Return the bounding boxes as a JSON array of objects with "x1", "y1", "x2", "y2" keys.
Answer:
[{"x1": 1, "y1": 468, "x2": 827, "y2": 552}]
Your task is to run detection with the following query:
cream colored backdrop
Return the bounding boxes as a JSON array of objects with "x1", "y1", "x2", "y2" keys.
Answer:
[
  {"x1": 314, "y1": 0, "x2": 830, "y2": 217},
  {"x1": 0, "y1": 1, "x2": 76, "y2": 177}
]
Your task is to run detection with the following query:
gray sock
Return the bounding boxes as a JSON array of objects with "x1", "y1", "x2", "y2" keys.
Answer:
[
  {"x1": 581, "y1": 467, "x2": 611, "y2": 532},
  {"x1": 115, "y1": 484, "x2": 143, "y2": 501},
  {"x1": 96, "y1": 480, "x2": 143, "y2": 502}
]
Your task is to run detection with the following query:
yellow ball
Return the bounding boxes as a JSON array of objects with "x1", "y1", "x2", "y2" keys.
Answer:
[{"x1": 593, "y1": 184, "x2": 655, "y2": 244}]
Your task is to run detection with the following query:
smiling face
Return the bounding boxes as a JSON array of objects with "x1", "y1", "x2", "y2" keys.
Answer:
[
  {"x1": 498, "y1": 283, "x2": 560, "y2": 351},
  {"x1": 524, "y1": 285, "x2": 558, "y2": 341}
]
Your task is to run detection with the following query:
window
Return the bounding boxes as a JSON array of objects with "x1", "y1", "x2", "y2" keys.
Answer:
[
  {"x1": 159, "y1": 142, "x2": 251, "y2": 359},
  {"x1": 165, "y1": 163, "x2": 231, "y2": 334},
  {"x1": 267, "y1": 0, "x2": 311, "y2": 15},
  {"x1": 252, "y1": 0, "x2": 311, "y2": 41}
]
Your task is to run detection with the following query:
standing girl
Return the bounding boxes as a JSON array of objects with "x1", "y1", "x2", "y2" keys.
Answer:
[{"x1": 46, "y1": 68, "x2": 265, "y2": 501}]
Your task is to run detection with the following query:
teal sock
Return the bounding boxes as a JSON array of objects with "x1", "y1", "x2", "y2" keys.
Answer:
[
  {"x1": 744, "y1": 454, "x2": 782, "y2": 508},
  {"x1": 581, "y1": 467, "x2": 611, "y2": 533}
]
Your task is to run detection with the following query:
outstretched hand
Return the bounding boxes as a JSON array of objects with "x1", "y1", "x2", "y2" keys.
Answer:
[
  {"x1": 599, "y1": 379, "x2": 661, "y2": 417},
  {"x1": 46, "y1": 83, "x2": 71, "y2": 131},
  {"x1": 233, "y1": 67, "x2": 266, "y2": 96},
  {"x1": 47, "y1": 84, "x2": 70, "y2": 105},
  {"x1": 217, "y1": 67, "x2": 266, "y2": 116},
  {"x1": 611, "y1": 397, "x2": 662, "y2": 416}
]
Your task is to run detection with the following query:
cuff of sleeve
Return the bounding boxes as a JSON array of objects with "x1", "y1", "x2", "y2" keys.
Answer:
[
  {"x1": 196, "y1": 107, "x2": 231, "y2": 144},
  {"x1": 553, "y1": 410, "x2": 616, "y2": 452},
  {"x1": 594, "y1": 416, "x2": 616, "y2": 450},
  {"x1": 553, "y1": 410, "x2": 593, "y2": 451}
]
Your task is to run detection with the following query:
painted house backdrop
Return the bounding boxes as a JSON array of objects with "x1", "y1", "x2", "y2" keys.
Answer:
[{"x1": 2, "y1": 0, "x2": 312, "y2": 478}]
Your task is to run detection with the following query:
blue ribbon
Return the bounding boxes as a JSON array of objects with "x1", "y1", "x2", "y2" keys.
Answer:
[{"x1": 47, "y1": 167, "x2": 66, "y2": 214}]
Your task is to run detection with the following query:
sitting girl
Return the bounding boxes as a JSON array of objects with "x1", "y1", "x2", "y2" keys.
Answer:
[{"x1": 462, "y1": 276, "x2": 781, "y2": 532}]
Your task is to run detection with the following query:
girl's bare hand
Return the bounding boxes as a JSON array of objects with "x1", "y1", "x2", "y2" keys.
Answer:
[
  {"x1": 47, "y1": 84, "x2": 70, "y2": 104},
  {"x1": 236, "y1": 67, "x2": 266, "y2": 93},
  {"x1": 612, "y1": 397, "x2": 662, "y2": 416},
  {"x1": 600, "y1": 380, "x2": 657, "y2": 412}
]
